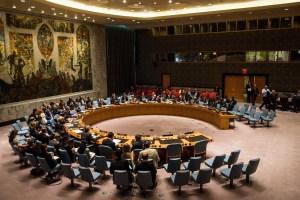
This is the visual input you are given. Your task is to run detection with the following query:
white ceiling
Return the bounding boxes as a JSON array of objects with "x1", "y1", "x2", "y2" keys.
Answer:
[{"x1": 0, "y1": 0, "x2": 300, "y2": 28}]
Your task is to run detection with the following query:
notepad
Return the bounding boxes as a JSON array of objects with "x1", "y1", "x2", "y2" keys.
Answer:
[
  {"x1": 113, "y1": 139, "x2": 121, "y2": 144},
  {"x1": 73, "y1": 129, "x2": 83, "y2": 134}
]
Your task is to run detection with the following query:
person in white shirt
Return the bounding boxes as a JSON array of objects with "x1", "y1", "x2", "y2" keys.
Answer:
[{"x1": 259, "y1": 85, "x2": 270, "y2": 110}]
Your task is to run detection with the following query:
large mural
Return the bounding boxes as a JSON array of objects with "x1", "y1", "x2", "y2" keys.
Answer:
[{"x1": 0, "y1": 13, "x2": 93, "y2": 105}]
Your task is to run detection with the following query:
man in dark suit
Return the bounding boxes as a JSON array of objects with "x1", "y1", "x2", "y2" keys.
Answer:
[
  {"x1": 110, "y1": 148, "x2": 133, "y2": 189},
  {"x1": 245, "y1": 80, "x2": 252, "y2": 103},
  {"x1": 134, "y1": 152, "x2": 157, "y2": 188},
  {"x1": 102, "y1": 132, "x2": 117, "y2": 151},
  {"x1": 131, "y1": 134, "x2": 144, "y2": 151},
  {"x1": 81, "y1": 125, "x2": 98, "y2": 145}
]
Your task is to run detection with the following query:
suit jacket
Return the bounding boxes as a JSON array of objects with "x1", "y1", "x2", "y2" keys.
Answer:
[
  {"x1": 110, "y1": 158, "x2": 132, "y2": 182},
  {"x1": 102, "y1": 138, "x2": 117, "y2": 151},
  {"x1": 131, "y1": 140, "x2": 144, "y2": 151},
  {"x1": 139, "y1": 148, "x2": 160, "y2": 168}
]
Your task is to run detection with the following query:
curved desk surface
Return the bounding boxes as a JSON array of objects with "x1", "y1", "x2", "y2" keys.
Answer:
[{"x1": 66, "y1": 103, "x2": 235, "y2": 149}]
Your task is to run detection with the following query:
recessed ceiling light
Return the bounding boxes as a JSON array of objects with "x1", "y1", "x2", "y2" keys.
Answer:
[
  {"x1": 92, "y1": 19, "x2": 95, "y2": 22},
  {"x1": 217, "y1": 14, "x2": 221, "y2": 17},
  {"x1": 169, "y1": 0, "x2": 172, "y2": 3},
  {"x1": 27, "y1": 8, "x2": 31, "y2": 11},
  {"x1": 59, "y1": 12, "x2": 63, "y2": 15},
  {"x1": 112, "y1": 19, "x2": 115, "y2": 21},
  {"x1": 41, "y1": 10, "x2": 44, "y2": 14},
  {"x1": 21, "y1": 0, "x2": 26, "y2": 2},
  {"x1": 87, "y1": 17, "x2": 91, "y2": 19},
  {"x1": 132, "y1": 19, "x2": 135, "y2": 21},
  {"x1": 51, "y1": 8, "x2": 55, "y2": 10},
  {"x1": 64, "y1": 14, "x2": 68, "y2": 17},
  {"x1": 190, "y1": 17, "x2": 193, "y2": 20},
  {"x1": 157, "y1": 10, "x2": 160, "y2": 11},
  {"x1": 53, "y1": 12, "x2": 56, "y2": 15},
  {"x1": 284, "y1": 8, "x2": 289, "y2": 11},
  {"x1": 82, "y1": 14, "x2": 85, "y2": 16},
  {"x1": 170, "y1": 9, "x2": 174, "y2": 10},
  {"x1": 161, "y1": 19, "x2": 164, "y2": 21},
  {"x1": 144, "y1": 9, "x2": 147, "y2": 12},
  {"x1": 107, "y1": 17, "x2": 110, "y2": 19},
  {"x1": 139, "y1": 1, "x2": 141, "y2": 4},
  {"x1": 174, "y1": 2, "x2": 180, "y2": 5},
  {"x1": 131, "y1": 10, "x2": 134, "y2": 12},
  {"x1": 137, "y1": 21, "x2": 140, "y2": 23},
  {"x1": 123, "y1": 0, "x2": 127, "y2": 3},
  {"x1": 12, "y1": 5, "x2": 16, "y2": 9},
  {"x1": 84, "y1": 18, "x2": 87, "y2": 21},
  {"x1": 154, "y1": 2, "x2": 157, "y2": 4},
  {"x1": 208, "y1": 3, "x2": 212, "y2": 6},
  {"x1": 31, "y1": 6, "x2": 35, "y2": 9},
  {"x1": 74, "y1": 15, "x2": 78, "y2": 19}
]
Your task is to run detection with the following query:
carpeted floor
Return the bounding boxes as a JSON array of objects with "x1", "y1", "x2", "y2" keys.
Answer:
[{"x1": 0, "y1": 105, "x2": 300, "y2": 200}]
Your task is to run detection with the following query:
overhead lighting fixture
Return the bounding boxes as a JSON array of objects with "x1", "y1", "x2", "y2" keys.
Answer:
[
  {"x1": 92, "y1": 19, "x2": 95, "y2": 22},
  {"x1": 154, "y1": 2, "x2": 157, "y2": 4},
  {"x1": 12, "y1": 5, "x2": 16, "y2": 9},
  {"x1": 41, "y1": 10, "x2": 45, "y2": 13},
  {"x1": 51, "y1": 8, "x2": 55, "y2": 10},
  {"x1": 123, "y1": 0, "x2": 127, "y2": 3},
  {"x1": 28, "y1": 8, "x2": 31, "y2": 11},
  {"x1": 157, "y1": 9, "x2": 160, "y2": 11},
  {"x1": 190, "y1": 17, "x2": 193, "y2": 19},
  {"x1": 139, "y1": 1, "x2": 141, "y2": 4},
  {"x1": 107, "y1": 17, "x2": 110, "y2": 19},
  {"x1": 208, "y1": 3, "x2": 212, "y2": 6},
  {"x1": 21, "y1": 0, "x2": 26, "y2": 2},
  {"x1": 137, "y1": 21, "x2": 140, "y2": 23},
  {"x1": 248, "y1": 11, "x2": 252, "y2": 14},
  {"x1": 111, "y1": 19, "x2": 115, "y2": 21},
  {"x1": 169, "y1": 0, "x2": 172, "y2": 3},
  {"x1": 84, "y1": 18, "x2": 87, "y2": 21},
  {"x1": 82, "y1": 14, "x2": 85, "y2": 16},
  {"x1": 53, "y1": 12, "x2": 57, "y2": 15},
  {"x1": 59, "y1": 12, "x2": 63, "y2": 14},
  {"x1": 132, "y1": 19, "x2": 135, "y2": 21},
  {"x1": 74, "y1": 15, "x2": 78, "y2": 19},
  {"x1": 64, "y1": 14, "x2": 68, "y2": 17},
  {"x1": 284, "y1": 8, "x2": 289, "y2": 10},
  {"x1": 31, "y1": 6, "x2": 35, "y2": 9}
]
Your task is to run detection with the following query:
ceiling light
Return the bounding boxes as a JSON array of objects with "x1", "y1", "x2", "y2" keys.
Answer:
[
  {"x1": 92, "y1": 19, "x2": 95, "y2": 22},
  {"x1": 137, "y1": 21, "x2": 140, "y2": 23},
  {"x1": 123, "y1": 0, "x2": 126, "y2": 3},
  {"x1": 64, "y1": 14, "x2": 68, "y2": 17},
  {"x1": 284, "y1": 8, "x2": 289, "y2": 10},
  {"x1": 31, "y1": 6, "x2": 35, "y2": 9},
  {"x1": 144, "y1": 9, "x2": 147, "y2": 12},
  {"x1": 51, "y1": 8, "x2": 55, "y2": 10},
  {"x1": 170, "y1": 9, "x2": 174, "y2": 10},
  {"x1": 157, "y1": 10, "x2": 160, "y2": 11},
  {"x1": 12, "y1": 5, "x2": 16, "y2": 9},
  {"x1": 161, "y1": 19, "x2": 164, "y2": 21},
  {"x1": 74, "y1": 15, "x2": 78, "y2": 19},
  {"x1": 107, "y1": 17, "x2": 110, "y2": 19},
  {"x1": 190, "y1": 17, "x2": 193, "y2": 20},
  {"x1": 21, "y1": 0, "x2": 26, "y2": 2},
  {"x1": 53, "y1": 12, "x2": 56, "y2": 15},
  {"x1": 41, "y1": 10, "x2": 44, "y2": 14},
  {"x1": 139, "y1": 1, "x2": 141, "y2": 4},
  {"x1": 82, "y1": 14, "x2": 85, "y2": 16},
  {"x1": 248, "y1": 12, "x2": 252, "y2": 14},
  {"x1": 169, "y1": 0, "x2": 172, "y2": 3},
  {"x1": 131, "y1": 10, "x2": 134, "y2": 11},
  {"x1": 217, "y1": 14, "x2": 221, "y2": 17},
  {"x1": 132, "y1": 19, "x2": 135, "y2": 21},
  {"x1": 174, "y1": 2, "x2": 180, "y2": 4},
  {"x1": 59, "y1": 12, "x2": 63, "y2": 14},
  {"x1": 84, "y1": 18, "x2": 87, "y2": 21},
  {"x1": 28, "y1": 8, "x2": 31, "y2": 11},
  {"x1": 208, "y1": 3, "x2": 212, "y2": 6},
  {"x1": 154, "y1": 2, "x2": 157, "y2": 4},
  {"x1": 112, "y1": 19, "x2": 115, "y2": 21}
]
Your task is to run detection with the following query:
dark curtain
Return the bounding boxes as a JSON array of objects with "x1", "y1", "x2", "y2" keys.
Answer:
[{"x1": 106, "y1": 26, "x2": 135, "y2": 96}]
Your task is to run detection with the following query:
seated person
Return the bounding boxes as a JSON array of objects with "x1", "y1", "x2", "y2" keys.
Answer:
[
  {"x1": 110, "y1": 93, "x2": 119, "y2": 105},
  {"x1": 134, "y1": 152, "x2": 157, "y2": 188},
  {"x1": 139, "y1": 141, "x2": 160, "y2": 169},
  {"x1": 39, "y1": 144, "x2": 58, "y2": 173},
  {"x1": 98, "y1": 98, "x2": 107, "y2": 106},
  {"x1": 77, "y1": 140, "x2": 92, "y2": 161},
  {"x1": 121, "y1": 92, "x2": 129, "y2": 103},
  {"x1": 122, "y1": 143, "x2": 131, "y2": 160},
  {"x1": 110, "y1": 148, "x2": 133, "y2": 189},
  {"x1": 102, "y1": 132, "x2": 117, "y2": 151},
  {"x1": 65, "y1": 139, "x2": 76, "y2": 163},
  {"x1": 81, "y1": 125, "x2": 99, "y2": 145},
  {"x1": 9, "y1": 129, "x2": 28, "y2": 149},
  {"x1": 131, "y1": 134, "x2": 144, "y2": 151}
]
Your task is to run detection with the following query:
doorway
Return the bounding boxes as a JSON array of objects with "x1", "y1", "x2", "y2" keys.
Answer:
[
  {"x1": 162, "y1": 73, "x2": 171, "y2": 89},
  {"x1": 223, "y1": 75, "x2": 267, "y2": 102}
]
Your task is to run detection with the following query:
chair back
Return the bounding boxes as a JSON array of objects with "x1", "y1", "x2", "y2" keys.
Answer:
[
  {"x1": 268, "y1": 111, "x2": 276, "y2": 120},
  {"x1": 54, "y1": 114, "x2": 60, "y2": 121},
  {"x1": 250, "y1": 105, "x2": 256, "y2": 111},
  {"x1": 50, "y1": 119, "x2": 56, "y2": 127},
  {"x1": 13, "y1": 145, "x2": 27, "y2": 161},
  {"x1": 25, "y1": 153, "x2": 39, "y2": 168},
  {"x1": 16, "y1": 120, "x2": 24, "y2": 129},
  {"x1": 229, "y1": 162, "x2": 243, "y2": 179},
  {"x1": 93, "y1": 100, "x2": 99, "y2": 107},
  {"x1": 79, "y1": 166, "x2": 94, "y2": 182},
  {"x1": 95, "y1": 156, "x2": 109, "y2": 171},
  {"x1": 73, "y1": 140, "x2": 82, "y2": 148},
  {"x1": 166, "y1": 143, "x2": 182, "y2": 157},
  {"x1": 243, "y1": 104, "x2": 249, "y2": 111},
  {"x1": 47, "y1": 145, "x2": 56, "y2": 154},
  {"x1": 136, "y1": 171, "x2": 153, "y2": 187},
  {"x1": 59, "y1": 149, "x2": 72, "y2": 164},
  {"x1": 212, "y1": 154, "x2": 226, "y2": 168},
  {"x1": 133, "y1": 149, "x2": 143, "y2": 163},
  {"x1": 80, "y1": 106, "x2": 86, "y2": 111},
  {"x1": 113, "y1": 170, "x2": 129, "y2": 186},
  {"x1": 261, "y1": 109, "x2": 269, "y2": 118},
  {"x1": 216, "y1": 104, "x2": 221, "y2": 110},
  {"x1": 187, "y1": 157, "x2": 201, "y2": 172},
  {"x1": 247, "y1": 109, "x2": 256, "y2": 117},
  {"x1": 194, "y1": 140, "x2": 208, "y2": 154},
  {"x1": 24, "y1": 116, "x2": 29, "y2": 125},
  {"x1": 70, "y1": 110, "x2": 77, "y2": 115},
  {"x1": 37, "y1": 156, "x2": 51, "y2": 172},
  {"x1": 173, "y1": 170, "x2": 190, "y2": 186},
  {"x1": 232, "y1": 105, "x2": 239, "y2": 112},
  {"x1": 227, "y1": 150, "x2": 241, "y2": 165},
  {"x1": 12, "y1": 123, "x2": 21, "y2": 132},
  {"x1": 98, "y1": 145, "x2": 114, "y2": 160},
  {"x1": 238, "y1": 107, "x2": 246, "y2": 115},
  {"x1": 196, "y1": 168, "x2": 212, "y2": 184},
  {"x1": 77, "y1": 154, "x2": 91, "y2": 167},
  {"x1": 246, "y1": 158, "x2": 260, "y2": 175},
  {"x1": 167, "y1": 158, "x2": 181, "y2": 173},
  {"x1": 61, "y1": 163, "x2": 74, "y2": 179},
  {"x1": 254, "y1": 112, "x2": 262, "y2": 120}
]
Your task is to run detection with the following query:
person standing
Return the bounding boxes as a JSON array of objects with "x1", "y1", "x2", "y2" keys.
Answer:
[
  {"x1": 259, "y1": 85, "x2": 270, "y2": 110},
  {"x1": 251, "y1": 84, "x2": 260, "y2": 105},
  {"x1": 245, "y1": 80, "x2": 252, "y2": 103},
  {"x1": 269, "y1": 90, "x2": 278, "y2": 112}
]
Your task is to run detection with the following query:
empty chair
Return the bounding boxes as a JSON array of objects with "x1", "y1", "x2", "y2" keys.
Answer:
[
  {"x1": 166, "y1": 143, "x2": 182, "y2": 162},
  {"x1": 245, "y1": 105, "x2": 256, "y2": 115},
  {"x1": 170, "y1": 170, "x2": 190, "y2": 194},
  {"x1": 53, "y1": 114, "x2": 60, "y2": 121},
  {"x1": 236, "y1": 107, "x2": 246, "y2": 121},
  {"x1": 182, "y1": 156, "x2": 201, "y2": 173},
  {"x1": 228, "y1": 105, "x2": 239, "y2": 115},
  {"x1": 98, "y1": 145, "x2": 114, "y2": 161},
  {"x1": 260, "y1": 109, "x2": 269, "y2": 123},
  {"x1": 261, "y1": 110, "x2": 276, "y2": 127},
  {"x1": 136, "y1": 171, "x2": 153, "y2": 191},
  {"x1": 61, "y1": 163, "x2": 80, "y2": 186},
  {"x1": 12, "y1": 123, "x2": 28, "y2": 135},
  {"x1": 216, "y1": 103, "x2": 221, "y2": 110},
  {"x1": 16, "y1": 120, "x2": 29, "y2": 131},
  {"x1": 132, "y1": 149, "x2": 143, "y2": 164},
  {"x1": 113, "y1": 170, "x2": 130, "y2": 192},
  {"x1": 249, "y1": 112, "x2": 262, "y2": 127},
  {"x1": 37, "y1": 156, "x2": 61, "y2": 181},
  {"x1": 244, "y1": 109, "x2": 256, "y2": 124},
  {"x1": 59, "y1": 149, "x2": 72, "y2": 164},
  {"x1": 24, "y1": 115, "x2": 29, "y2": 126},
  {"x1": 204, "y1": 154, "x2": 226, "y2": 176},
  {"x1": 94, "y1": 156, "x2": 111, "y2": 175},
  {"x1": 224, "y1": 150, "x2": 241, "y2": 168},
  {"x1": 243, "y1": 104, "x2": 250, "y2": 112},
  {"x1": 93, "y1": 100, "x2": 99, "y2": 107},
  {"x1": 191, "y1": 168, "x2": 213, "y2": 192},
  {"x1": 77, "y1": 154, "x2": 95, "y2": 167},
  {"x1": 25, "y1": 153, "x2": 41, "y2": 173},
  {"x1": 47, "y1": 145, "x2": 56, "y2": 155},
  {"x1": 163, "y1": 158, "x2": 181, "y2": 175},
  {"x1": 79, "y1": 166, "x2": 101, "y2": 190},
  {"x1": 194, "y1": 140, "x2": 208, "y2": 158},
  {"x1": 221, "y1": 162, "x2": 243, "y2": 188},
  {"x1": 242, "y1": 158, "x2": 260, "y2": 183}
]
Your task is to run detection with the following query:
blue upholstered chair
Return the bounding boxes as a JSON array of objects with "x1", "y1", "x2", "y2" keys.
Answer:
[
  {"x1": 261, "y1": 110, "x2": 276, "y2": 127},
  {"x1": 194, "y1": 140, "x2": 208, "y2": 158},
  {"x1": 236, "y1": 107, "x2": 246, "y2": 121},
  {"x1": 94, "y1": 156, "x2": 111, "y2": 176},
  {"x1": 163, "y1": 158, "x2": 181, "y2": 175},
  {"x1": 182, "y1": 156, "x2": 201, "y2": 173},
  {"x1": 204, "y1": 154, "x2": 226, "y2": 176},
  {"x1": 37, "y1": 156, "x2": 60, "y2": 181},
  {"x1": 224, "y1": 150, "x2": 241, "y2": 168},
  {"x1": 249, "y1": 112, "x2": 262, "y2": 127},
  {"x1": 166, "y1": 143, "x2": 182, "y2": 162},
  {"x1": 13, "y1": 145, "x2": 28, "y2": 166},
  {"x1": 61, "y1": 163, "x2": 80, "y2": 186},
  {"x1": 228, "y1": 105, "x2": 239, "y2": 115},
  {"x1": 77, "y1": 154, "x2": 95, "y2": 167},
  {"x1": 16, "y1": 120, "x2": 30, "y2": 131},
  {"x1": 59, "y1": 149, "x2": 72, "y2": 164},
  {"x1": 79, "y1": 166, "x2": 101, "y2": 190},
  {"x1": 25, "y1": 153, "x2": 41, "y2": 173},
  {"x1": 98, "y1": 145, "x2": 114, "y2": 161},
  {"x1": 12, "y1": 123, "x2": 28, "y2": 135},
  {"x1": 242, "y1": 158, "x2": 260, "y2": 183},
  {"x1": 221, "y1": 162, "x2": 243, "y2": 188},
  {"x1": 260, "y1": 109, "x2": 269, "y2": 123},
  {"x1": 244, "y1": 109, "x2": 256, "y2": 124},
  {"x1": 191, "y1": 168, "x2": 212, "y2": 192},
  {"x1": 136, "y1": 171, "x2": 153, "y2": 192},
  {"x1": 170, "y1": 170, "x2": 190, "y2": 194},
  {"x1": 113, "y1": 170, "x2": 130, "y2": 192}
]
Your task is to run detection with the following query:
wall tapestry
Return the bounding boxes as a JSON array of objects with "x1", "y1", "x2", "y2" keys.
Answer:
[
  {"x1": 57, "y1": 36, "x2": 75, "y2": 72},
  {"x1": 37, "y1": 23, "x2": 54, "y2": 58},
  {"x1": 0, "y1": 18, "x2": 5, "y2": 66},
  {"x1": 48, "y1": 20, "x2": 74, "y2": 33},
  {"x1": 6, "y1": 13, "x2": 42, "y2": 29},
  {"x1": 76, "y1": 25, "x2": 91, "y2": 80}
]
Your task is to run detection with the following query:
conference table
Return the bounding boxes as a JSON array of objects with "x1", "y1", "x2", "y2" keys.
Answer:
[{"x1": 66, "y1": 103, "x2": 235, "y2": 151}]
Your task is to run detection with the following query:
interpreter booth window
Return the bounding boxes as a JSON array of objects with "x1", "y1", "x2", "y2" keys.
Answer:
[
  {"x1": 190, "y1": 53, "x2": 201, "y2": 62},
  {"x1": 217, "y1": 52, "x2": 226, "y2": 62},
  {"x1": 269, "y1": 18, "x2": 280, "y2": 29},
  {"x1": 209, "y1": 23, "x2": 217, "y2": 32},
  {"x1": 227, "y1": 21, "x2": 237, "y2": 31},
  {"x1": 175, "y1": 53, "x2": 184, "y2": 62},
  {"x1": 159, "y1": 27, "x2": 168, "y2": 36},
  {"x1": 183, "y1": 25, "x2": 192, "y2": 34},
  {"x1": 168, "y1": 26, "x2": 175, "y2": 35},
  {"x1": 294, "y1": 16, "x2": 300, "y2": 28},
  {"x1": 291, "y1": 50, "x2": 300, "y2": 61},
  {"x1": 276, "y1": 51, "x2": 289, "y2": 61},
  {"x1": 191, "y1": 24, "x2": 200, "y2": 33},
  {"x1": 226, "y1": 52, "x2": 236, "y2": 62},
  {"x1": 246, "y1": 51, "x2": 256, "y2": 62},
  {"x1": 218, "y1": 22, "x2": 226, "y2": 32},
  {"x1": 247, "y1": 20, "x2": 257, "y2": 30},
  {"x1": 153, "y1": 27, "x2": 160, "y2": 36},
  {"x1": 280, "y1": 17, "x2": 292, "y2": 28},
  {"x1": 256, "y1": 51, "x2": 267, "y2": 62},
  {"x1": 267, "y1": 51, "x2": 276, "y2": 62},
  {"x1": 237, "y1": 21, "x2": 247, "y2": 31},
  {"x1": 160, "y1": 53, "x2": 168, "y2": 62},
  {"x1": 200, "y1": 23, "x2": 209, "y2": 33},
  {"x1": 258, "y1": 19, "x2": 269, "y2": 29},
  {"x1": 236, "y1": 52, "x2": 246, "y2": 62},
  {"x1": 167, "y1": 53, "x2": 175, "y2": 62},
  {"x1": 175, "y1": 25, "x2": 183, "y2": 34}
]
